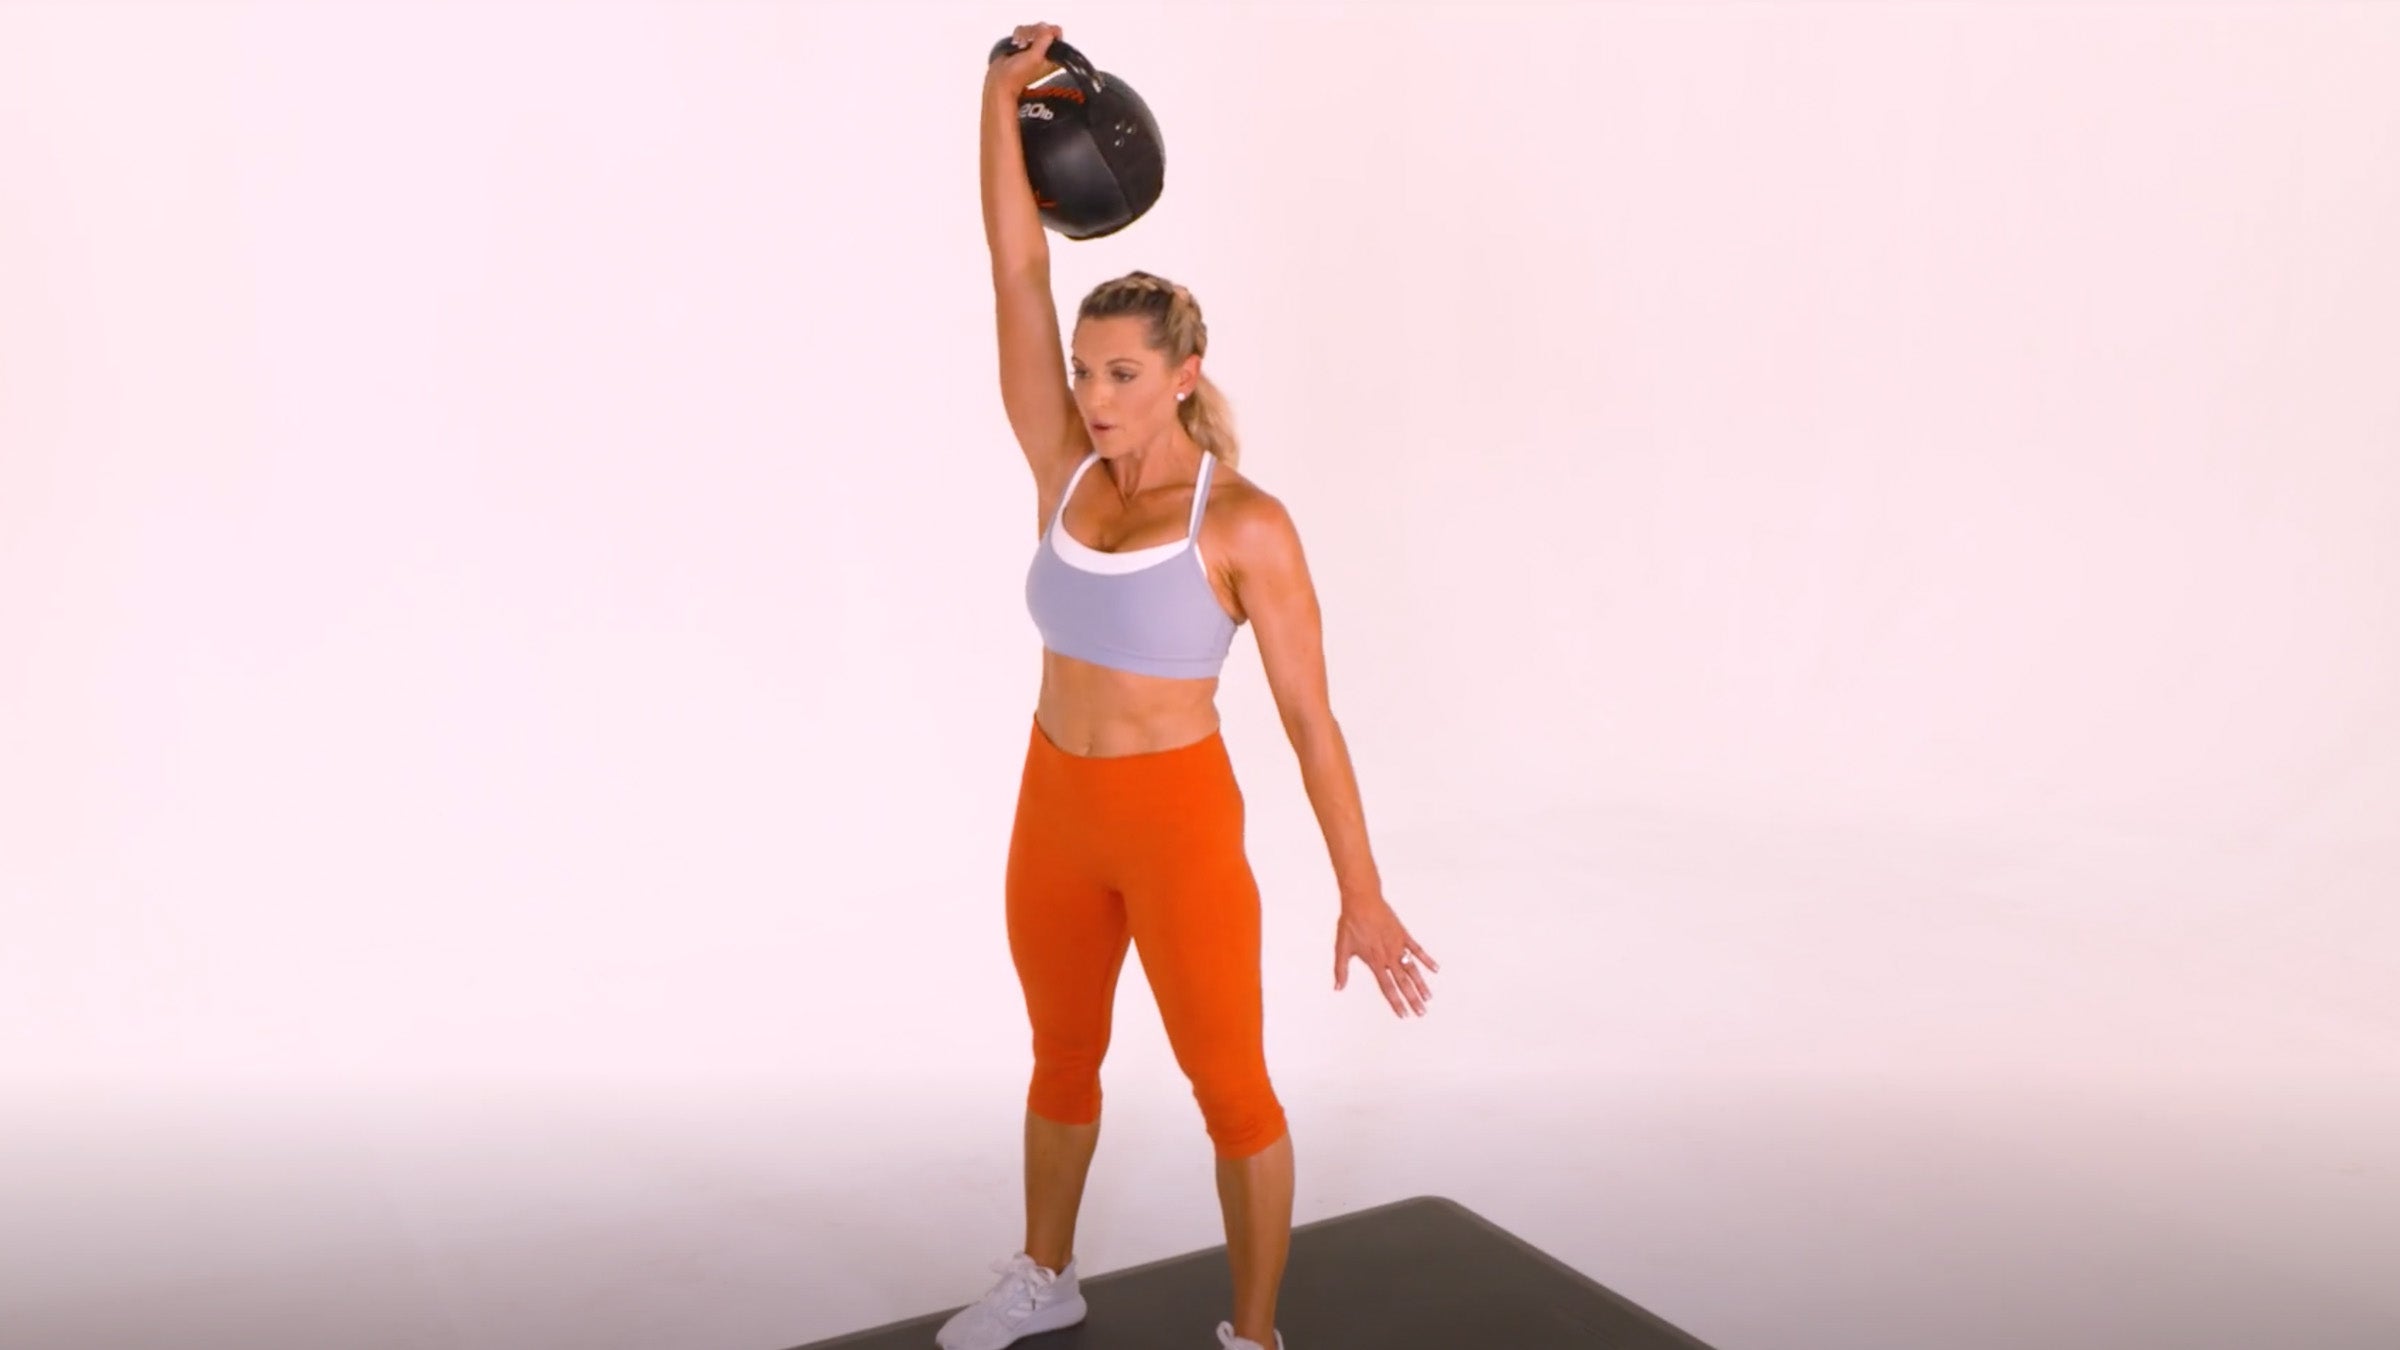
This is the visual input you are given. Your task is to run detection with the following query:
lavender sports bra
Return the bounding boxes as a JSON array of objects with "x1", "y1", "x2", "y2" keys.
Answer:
[{"x1": 1025, "y1": 450, "x2": 1238, "y2": 679}]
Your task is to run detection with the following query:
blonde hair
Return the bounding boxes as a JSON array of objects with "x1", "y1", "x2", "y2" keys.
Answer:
[{"x1": 1077, "y1": 270, "x2": 1239, "y2": 470}]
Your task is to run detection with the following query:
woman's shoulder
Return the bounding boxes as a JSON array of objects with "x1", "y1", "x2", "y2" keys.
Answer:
[
  {"x1": 1203, "y1": 468, "x2": 1306, "y2": 577},
  {"x1": 1205, "y1": 461, "x2": 1283, "y2": 523}
]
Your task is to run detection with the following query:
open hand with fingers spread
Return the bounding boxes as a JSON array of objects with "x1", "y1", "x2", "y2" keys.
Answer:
[{"x1": 1334, "y1": 894, "x2": 1439, "y2": 1017}]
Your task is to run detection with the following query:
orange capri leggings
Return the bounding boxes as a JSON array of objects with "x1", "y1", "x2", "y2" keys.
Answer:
[{"x1": 1005, "y1": 714, "x2": 1288, "y2": 1160}]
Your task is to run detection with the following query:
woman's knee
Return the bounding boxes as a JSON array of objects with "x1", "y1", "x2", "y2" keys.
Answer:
[
  {"x1": 1027, "y1": 1045, "x2": 1106, "y2": 1124},
  {"x1": 1027, "y1": 1070, "x2": 1101, "y2": 1125},
  {"x1": 1191, "y1": 1071, "x2": 1287, "y2": 1159}
]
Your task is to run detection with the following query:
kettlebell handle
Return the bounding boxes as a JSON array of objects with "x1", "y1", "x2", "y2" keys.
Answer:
[{"x1": 987, "y1": 33, "x2": 1105, "y2": 99}]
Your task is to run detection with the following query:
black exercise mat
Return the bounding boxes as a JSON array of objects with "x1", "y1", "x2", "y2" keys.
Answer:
[{"x1": 791, "y1": 1194, "x2": 1716, "y2": 1349}]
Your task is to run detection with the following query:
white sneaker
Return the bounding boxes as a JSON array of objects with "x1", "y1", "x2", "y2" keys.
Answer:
[
  {"x1": 1215, "y1": 1321, "x2": 1285, "y2": 1350},
  {"x1": 933, "y1": 1252, "x2": 1088, "y2": 1350}
]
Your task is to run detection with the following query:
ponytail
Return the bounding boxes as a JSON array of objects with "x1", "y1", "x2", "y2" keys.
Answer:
[{"x1": 1178, "y1": 372, "x2": 1239, "y2": 470}]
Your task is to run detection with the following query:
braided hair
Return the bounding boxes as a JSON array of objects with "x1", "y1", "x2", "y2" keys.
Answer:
[{"x1": 1076, "y1": 271, "x2": 1240, "y2": 470}]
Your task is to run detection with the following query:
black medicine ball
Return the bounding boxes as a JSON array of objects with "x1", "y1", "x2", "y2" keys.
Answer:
[{"x1": 987, "y1": 36, "x2": 1165, "y2": 240}]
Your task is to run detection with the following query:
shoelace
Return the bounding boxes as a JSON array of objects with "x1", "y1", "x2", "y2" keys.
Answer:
[{"x1": 987, "y1": 1255, "x2": 1053, "y2": 1320}]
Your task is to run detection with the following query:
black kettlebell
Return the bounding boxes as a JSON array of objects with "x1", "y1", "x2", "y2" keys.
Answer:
[{"x1": 987, "y1": 35, "x2": 1165, "y2": 240}]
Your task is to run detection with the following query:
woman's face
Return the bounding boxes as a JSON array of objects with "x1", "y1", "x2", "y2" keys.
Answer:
[{"x1": 1070, "y1": 316, "x2": 1191, "y2": 453}]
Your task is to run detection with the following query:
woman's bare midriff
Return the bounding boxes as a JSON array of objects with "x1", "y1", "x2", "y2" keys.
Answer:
[{"x1": 1035, "y1": 649, "x2": 1222, "y2": 757}]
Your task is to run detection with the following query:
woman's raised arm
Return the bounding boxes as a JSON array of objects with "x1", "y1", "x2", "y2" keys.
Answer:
[{"x1": 981, "y1": 24, "x2": 1087, "y2": 489}]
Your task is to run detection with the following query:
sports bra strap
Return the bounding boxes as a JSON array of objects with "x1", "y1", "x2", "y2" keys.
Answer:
[
  {"x1": 1051, "y1": 450, "x2": 1215, "y2": 539},
  {"x1": 1185, "y1": 453, "x2": 1215, "y2": 537},
  {"x1": 1051, "y1": 451, "x2": 1101, "y2": 533}
]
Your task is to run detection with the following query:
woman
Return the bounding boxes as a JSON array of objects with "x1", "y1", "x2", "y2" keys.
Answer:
[{"x1": 938, "y1": 24, "x2": 1439, "y2": 1350}]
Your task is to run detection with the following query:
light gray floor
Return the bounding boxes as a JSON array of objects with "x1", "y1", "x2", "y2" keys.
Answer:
[{"x1": 7, "y1": 812, "x2": 2394, "y2": 1350}]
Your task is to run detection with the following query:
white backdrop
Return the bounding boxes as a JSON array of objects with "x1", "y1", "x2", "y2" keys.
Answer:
[{"x1": 3, "y1": 3, "x2": 2396, "y2": 1349}]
